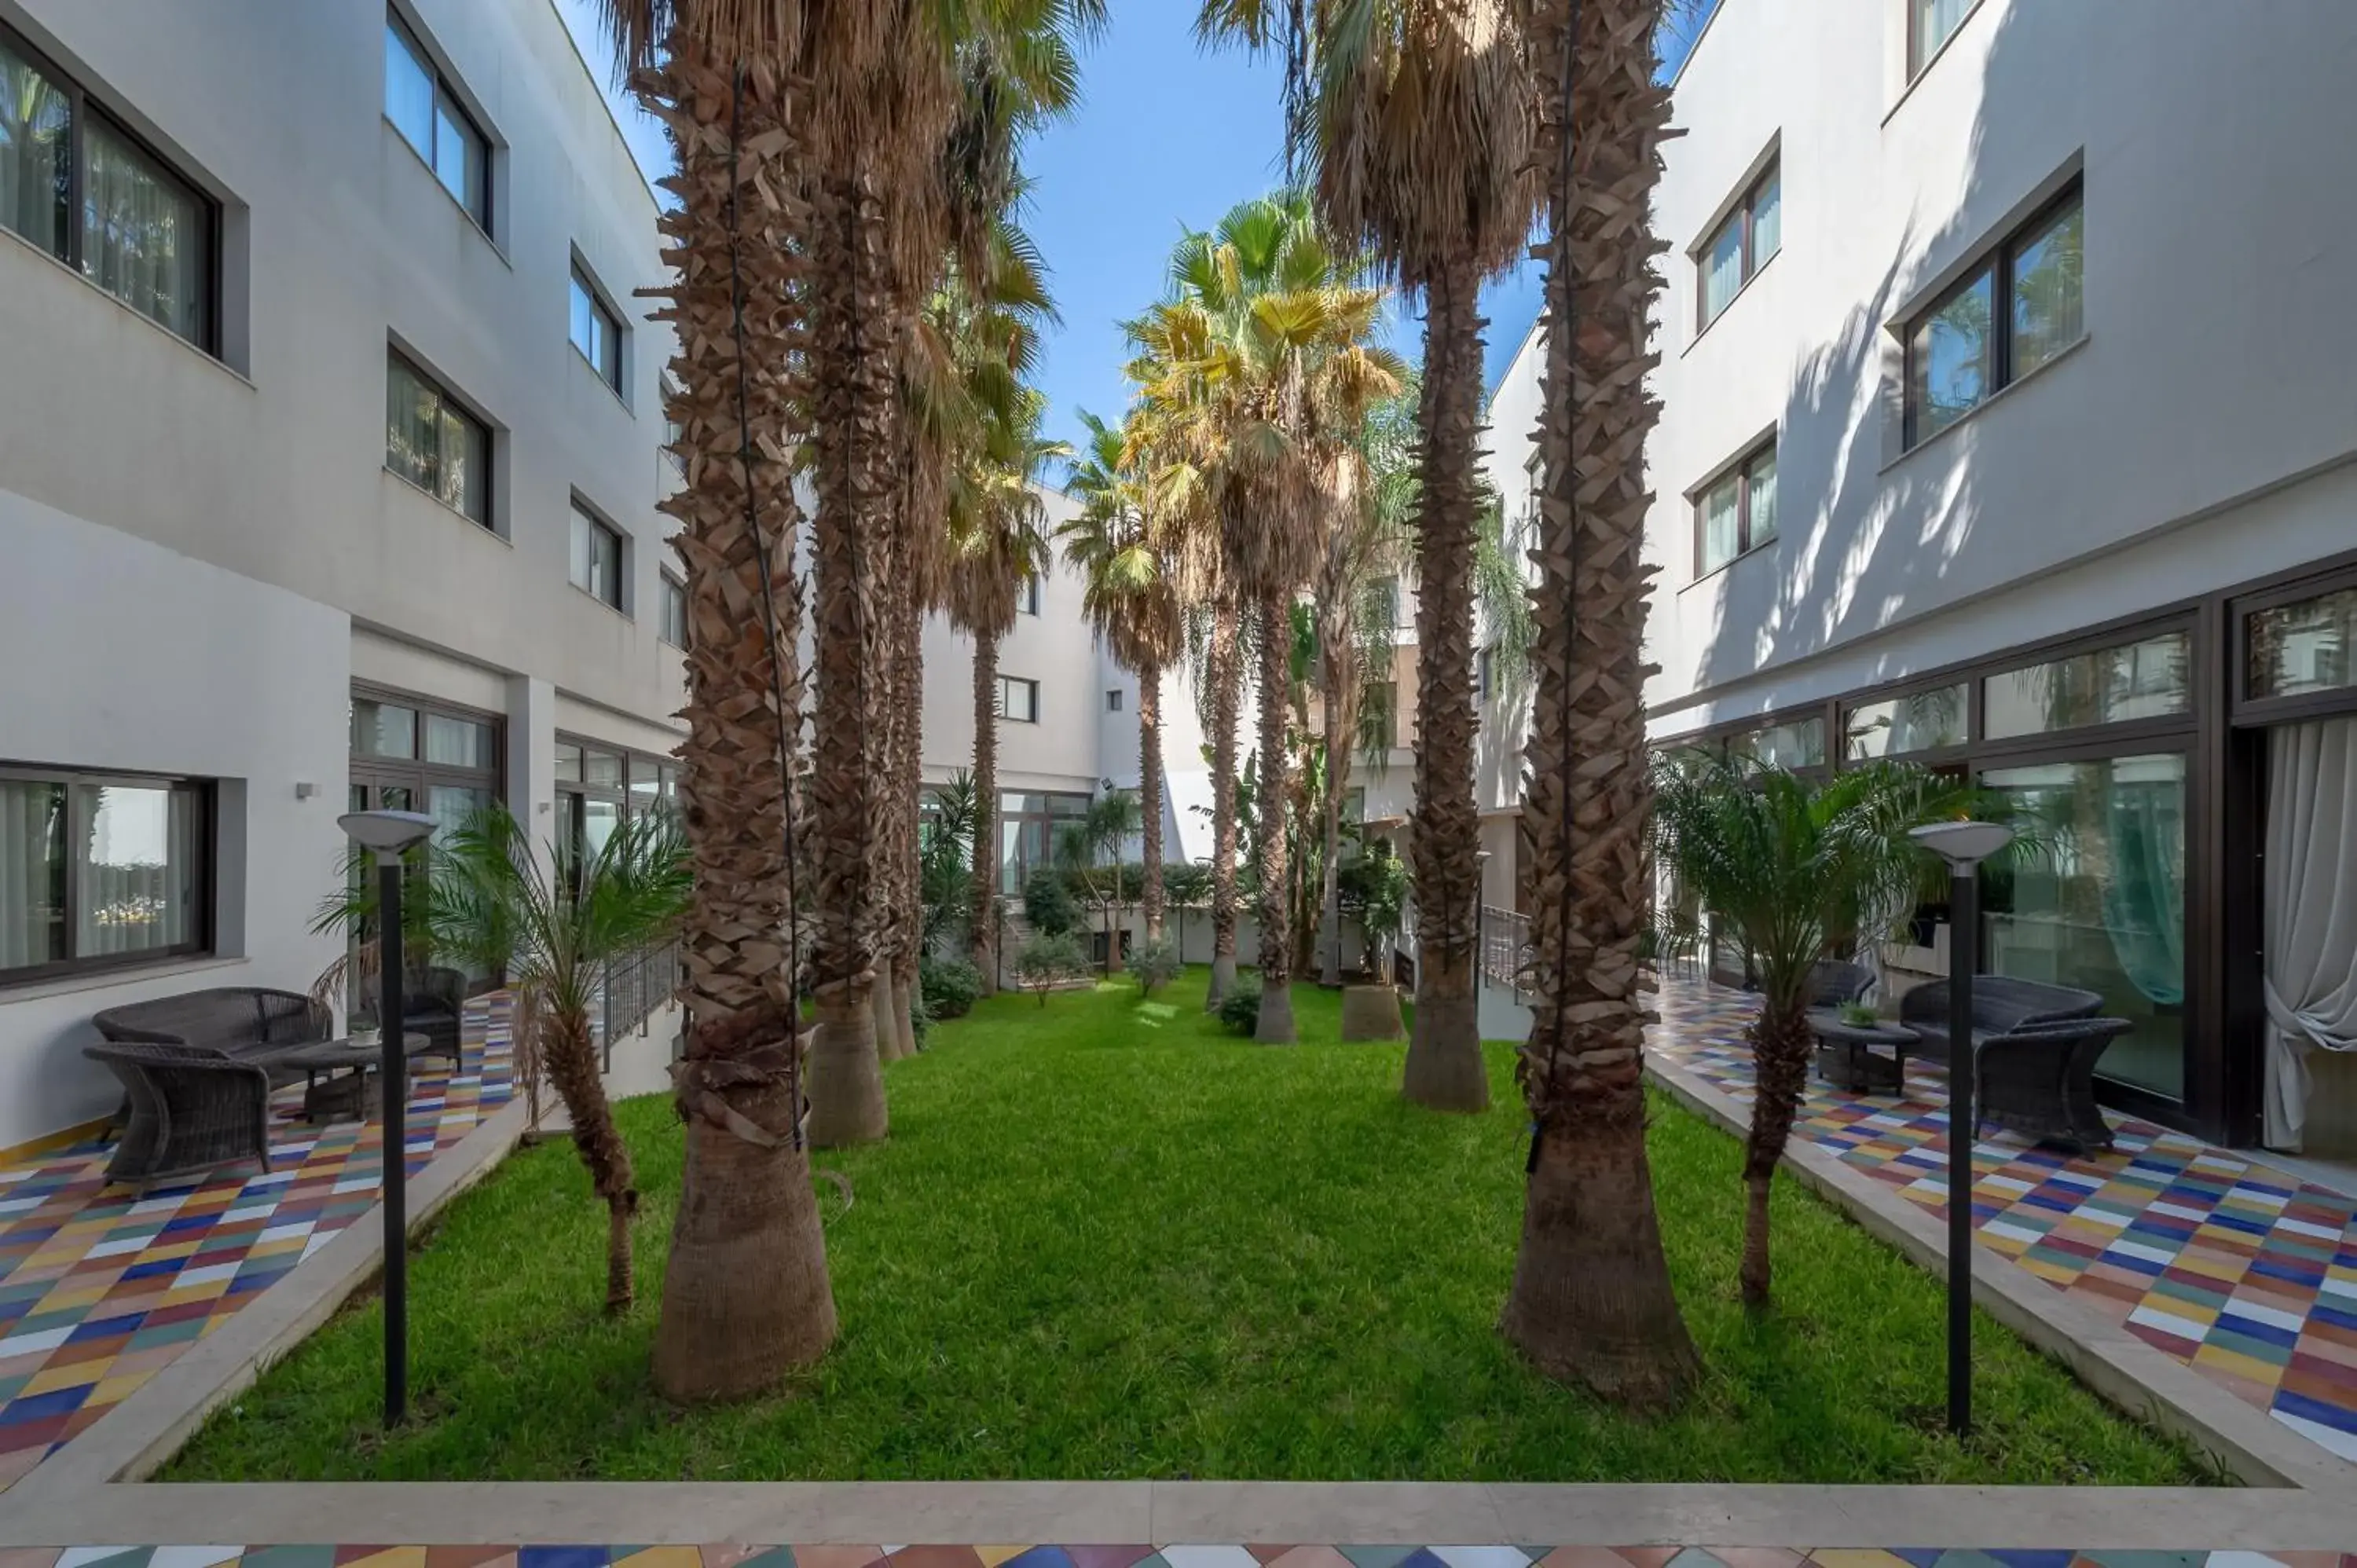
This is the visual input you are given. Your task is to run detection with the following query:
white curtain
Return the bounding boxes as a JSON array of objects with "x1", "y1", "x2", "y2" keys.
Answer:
[
  {"x1": 2263, "y1": 716, "x2": 2357, "y2": 1149},
  {"x1": 81, "y1": 119, "x2": 203, "y2": 342},
  {"x1": 0, "y1": 782, "x2": 63, "y2": 969}
]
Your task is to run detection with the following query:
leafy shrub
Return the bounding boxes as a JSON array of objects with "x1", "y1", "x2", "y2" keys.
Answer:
[
  {"x1": 1125, "y1": 936, "x2": 1182, "y2": 997},
  {"x1": 909, "y1": 984, "x2": 934, "y2": 1049},
  {"x1": 1023, "y1": 867, "x2": 1080, "y2": 937},
  {"x1": 920, "y1": 955, "x2": 984, "y2": 1020},
  {"x1": 1013, "y1": 931, "x2": 1091, "y2": 1006},
  {"x1": 1218, "y1": 973, "x2": 1263, "y2": 1035}
]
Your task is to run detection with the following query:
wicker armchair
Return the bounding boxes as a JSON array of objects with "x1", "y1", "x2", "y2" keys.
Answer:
[
  {"x1": 403, "y1": 966, "x2": 467, "y2": 1061},
  {"x1": 1807, "y1": 960, "x2": 1875, "y2": 1009},
  {"x1": 1974, "y1": 1016, "x2": 2131, "y2": 1153},
  {"x1": 82, "y1": 1039, "x2": 276, "y2": 1190},
  {"x1": 1899, "y1": 975, "x2": 2102, "y2": 1054}
]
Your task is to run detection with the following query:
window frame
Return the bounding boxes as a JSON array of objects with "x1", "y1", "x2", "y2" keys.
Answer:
[
  {"x1": 569, "y1": 260, "x2": 625, "y2": 396},
  {"x1": 385, "y1": 348, "x2": 495, "y2": 529},
  {"x1": 568, "y1": 500, "x2": 626, "y2": 611},
  {"x1": 997, "y1": 675, "x2": 1040, "y2": 725},
  {"x1": 1691, "y1": 438, "x2": 1779, "y2": 579},
  {"x1": 1018, "y1": 576, "x2": 1042, "y2": 617},
  {"x1": 0, "y1": 20, "x2": 220, "y2": 356},
  {"x1": 1696, "y1": 157, "x2": 1780, "y2": 331},
  {"x1": 1105, "y1": 688, "x2": 1124, "y2": 713},
  {"x1": 0, "y1": 763, "x2": 214, "y2": 987},
  {"x1": 1908, "y1": 0, "x2": 1984, "y2": 82},
  {"x1": 658, "y1": 570, "x2": 689, "y2": 648},
  {"x1": 1902, "y1": 181, "x2": 2084, "y2": 449},
  {"x1": 383, "y1": 9, "x2": 492, "y2": 233}
]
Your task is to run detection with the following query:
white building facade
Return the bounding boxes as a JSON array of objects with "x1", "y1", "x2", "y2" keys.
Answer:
[
  {"x1": 0, "y1": 0, "x2": 688, "y2": 1149},
  {"x1": 1480, "y1": 0, "x2": 2357, "y2": 1152}
]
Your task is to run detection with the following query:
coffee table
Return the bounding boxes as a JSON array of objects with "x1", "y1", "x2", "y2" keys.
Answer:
[
  {"x1": 1807, "y1": 1010, "x2": 1919, "y2": 1094},
  {"x1": 276, "y1": 1032, "x2": 433, "y2": 1123}
]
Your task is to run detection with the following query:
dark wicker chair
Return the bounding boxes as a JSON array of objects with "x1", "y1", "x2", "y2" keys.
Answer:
[
  {"x1": 93, "y1": 986, "x2": 332, "y2": 1064},
  {"x1": 82, "y1": 1040, "x2": 277, "y2": 1190},
  {"x1": 403, "y1": 966, "x2": 467, "y2": 1062},
  {"x1": 1974, "y1": 1016, "x2": 2131, "y2": 1152},
  {"x1": 1807, "y1": 960, "x2": 1875, "y2": 1009},
  {"x1": 1899, "y1": 974, "x2": 2103, "y2": 1054}
]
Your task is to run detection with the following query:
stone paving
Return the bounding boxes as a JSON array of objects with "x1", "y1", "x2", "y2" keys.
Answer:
[
  {"x1": 1649, "y1": 976, "x2": 2357, "y2": 1469},
  {"x1": 0, "y1": 1002, "x2": 513, "y2": 1493}
]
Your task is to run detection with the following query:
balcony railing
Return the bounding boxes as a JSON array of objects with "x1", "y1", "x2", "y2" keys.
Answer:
[
  {"x1": 1479, "y1": 903, "x2": 1532, "y2": 997},
  {"x1": 599, "y1": 939, "x2": 681, "y2": 1070}
]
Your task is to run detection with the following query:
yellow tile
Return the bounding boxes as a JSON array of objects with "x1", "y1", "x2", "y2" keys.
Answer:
[
  {"x1": 338, "y1": 1550, "x2": 428, "y2": 1568},
  {"x1": 977, "y1": 1548, "x2": 1032, "y2": 1567},
  {"x1": 135, "y1": 1240, "x2": 200, "y2": 1263},
  {"x1": 2169, "y1": 1247, "x2": 2249, "y2": 1283},
  {"x1": 90, "y1": 1372, "x2": 151, "y2": 1405},
  {"x1": 2194, "y1": 1341, "x2": 2286, "y2": 1388},
  {"x1": 19, "y1": 1361, "x2": 103, "y2": 1396}
]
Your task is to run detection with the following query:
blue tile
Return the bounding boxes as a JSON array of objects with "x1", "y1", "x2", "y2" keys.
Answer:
[{"x1": 3, "y1": 1382, "x2": 93, "y2": 1420}]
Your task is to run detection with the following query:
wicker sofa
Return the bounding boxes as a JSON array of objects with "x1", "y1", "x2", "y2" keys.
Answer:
[
  {"x1": 87, "y1": 987, "x2": 332, "y2": 1189},
  {"x1": 1898, "y1": 974, "x2": 2103, "y2": 1053}
]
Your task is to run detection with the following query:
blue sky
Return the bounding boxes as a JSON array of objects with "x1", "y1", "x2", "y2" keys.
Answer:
[{"x1": 555, "y1": 1, "x2": 1721, "y2": 465}]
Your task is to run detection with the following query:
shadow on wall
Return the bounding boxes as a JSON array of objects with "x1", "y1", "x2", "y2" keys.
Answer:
[{"x1": 1688, "y1": 0, "x2": 2067, "y2": 713}]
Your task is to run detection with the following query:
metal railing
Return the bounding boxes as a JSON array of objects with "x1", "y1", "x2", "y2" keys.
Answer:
[
  {"x1": 599, "y1": 939, "x2": 681, "y2": 1071},
  {"x1": 1479, "y1": 903, "x2": 1533, "y2": 996}
]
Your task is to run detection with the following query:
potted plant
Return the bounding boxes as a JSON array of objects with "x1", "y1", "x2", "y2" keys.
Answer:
[{"x1": 1341, "y1": 841, "x2": 1409, "y2": 1042}]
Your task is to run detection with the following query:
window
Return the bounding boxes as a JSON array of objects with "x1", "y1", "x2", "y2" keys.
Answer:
[
  {"x1": 1018, "y1": 577, "x2": 1042, "y2": 617},
  {"x1": 386, "y1": 351, "x2": 491, "y2": 526},
  {"x1": 570, "y1": 504, "x2": 624, "y2": 609},
  {"x1": 659, "y1": 573, "x2": 689, "y2": 648},
  {"x1": 1, "y1": 768, "x2": 210, "y2": 983},
  {"x1": 2249, "y1": 585, "x2": 2357, "y2": 701},
  {"x1": 1910, "y1": 0, "x2": 1978, "y2": 78},
  {"x1": 1728, "y1": 715, "x2": 1825, "y2": 771},
  {"x1": 1842, "y1": 682, "x2": 1968, "y2": 759},
  {"x1": 1698, "y1": 159, "x2": 1780, "y2": 328},
  {"x1": 385, "y1": 12, "x2": 489, "y2": 229},
  {"x1": 1983, "y1": 630, "x2": 2190, "y2": 740},
  {"x1": 998, "y1": 676, "x2": 1040, "y2": 724},
  {"x1": 996, "y1": 789, "x2": 1091, "y2": 893},
  {"x1": 570, "y1": 264, "x2": 622, "y2": 393},
  {"x1": 0, "y1": 27, "x2": 215, "y2": 351},
  {"x1": 1905, "y1": 187, "x2": 2082, "y2": 446},
  {"x1": 1106, "y1": 689, "x2": 1124, "y2": 713},
  {"x1": 1476, "y1": 647, "x2": 1494, "y2": 702},
  {"x1": 1694, "y1": 441, "x2": 1777, "y2": 576}
]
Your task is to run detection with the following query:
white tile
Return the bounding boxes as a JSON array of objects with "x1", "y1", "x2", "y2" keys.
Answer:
[
  {"x1": 222, "y1": 1203, "x2": 277, "y2": 1224},
  {"x1": 2106, "y1": 1239, "x2": 2179, "y2": 1266},
  {"x1": 2076, "y1": 1206, "x2": 2132, "y2": 1229},
  {"x1": 126, "y1": 1195, "x2": 188, "y2": 1218},
  {"x1": 0, "y1": 1196, "x2": 43, "y2": 1214},
  {"x1": 2277, "y1": 1216, "x2": 2347, "y2": 1241},
  {"x1": 331, "y1": 1177, "x2": 376, "y2": 1195},
  {"x1": 0, "y1": 1324, "x2": 75, "y2": 1357},
  {"x1": 258, "y1": 1222, "x2": 315, "y2": 1244},
  {"x1": 2319, "y1": 1273, "x2": 2357, "y2": 1300},
  {"x1": 86, "y1": 1234, "x2": 151, "y2": 1258},
  {"x1": 147, "y1": 1548, "x2": 247, "y2": 1568},
  {"x1": 301, "y1": 1233, "x2": 335, "y2": 1260},
  {"x1": 2128, "y1": 1303, "x2": 2212, "y2": 1343},
  {"x1": 175, "y1": 1262, "x2": 241, "y2": 1288},
  {"x1": 2221, "y1": 1298, "x2": 2305, "y2": 1332},
  {"x1": 2149, "y1": 1200, "x2": 2211, "y2": 1222},
  {"x1": 2229, "y1": 1186, "x2": 2289, "y2": 1210},
  {"x1": 1159, "y1": 1548, "x2": 1260, "y2": 1568},
  {"x1": 1983, "y1": 1219, "x2": 2044, "y2": 1244},
  {"x1": 2270, "y1": 1405, "x2": 2357, "y2": 1463},
  {"x1": 1432, "y1": 1547, "x2": 1539, "y2": 1568}
]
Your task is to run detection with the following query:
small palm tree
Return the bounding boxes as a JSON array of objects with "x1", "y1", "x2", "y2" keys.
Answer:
[
  {"x1": 429, "y1": 804, "x2": 690, "y2": 1316},
  {"x1": 1054, "y1": 789, "x2": 1143, "y2": 975},
  {"x1": 1652, "y1": 754, "x2": 2007, "y2": 1306}
]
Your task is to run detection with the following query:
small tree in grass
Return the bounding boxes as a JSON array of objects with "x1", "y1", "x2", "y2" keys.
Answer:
[
  {"x1": 1023, "y1": 866, "x2": 1080, "y2": 938},
  {"x1": 1126, "y1": 936, "x2": 1182, "y2": 998},
  {"x1": 1014, "y1": 931, "x2": 1091, "y2": 1006}
]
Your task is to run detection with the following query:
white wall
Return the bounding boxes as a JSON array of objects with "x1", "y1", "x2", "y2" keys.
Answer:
[{"x1": 0, "y1": 496, "x2": 350, "y2": 1147}]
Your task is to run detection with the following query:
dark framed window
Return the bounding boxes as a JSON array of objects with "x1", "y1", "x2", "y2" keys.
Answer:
[
  {"x1": 569, "y1": 503, "x2": 624, "y2": 609},
  {"x1": 1981, "y1": 629, "x2": 2189, "y2": 742},
  {"x1": 0, "y1": 766, "x2": 211, "y2": 984},
  {"x1": 1105, "y1": 688, "x2": 1124, "y2": 713},
  {"x1": 1842, "y1": 681, "x2": 1969, "y2": 760},
  {"x1": 0, "y1": 24, "x2": 216, "y2": 353},
  {"x1": 1698, "y1": 159, "x2": 1780, "y2": 328},
  {"x1": 998, "y1": 676, "x2": 1039, "y2": 724},
  {"x1": 387, "y1": 350, "x2": 492, "y2": 526},
  {"x1": 1904, "y1": 185, "x2": 2083, "y2": 447},
  {"x1": 1910, "y1": 0, "x2": 1978, "y2": 79},
  {"x1": 996, "y1": 789, "x2": 1091, "y2": 894},
  {"x1": 659, "y1": 572, "x2": 688, "y2": 648},
  {"x1": 2245, "y1": 581, "x2": 2357, "y2": 707},
  {"x1": 384, "y1": 11, "x2": 489, "y2": 230},
  {"x1": 1694, "y1": 440, "x2": 1778, "y2": 576},
  {"x1": 569, "y1": 262, "x2": 622, "y2": 393},
  {"x1": 1476, "y1": 647, "x2": 1494, "y2": 702},
  {"x1": 555, "y1": 738, "x2": 677, "y2": 875},
  {"x1": 1018, "y1": 577, "x2": 1041, "y2": 617},
  {"x1": 1728, "y1": 714, "x2": 1825, "y2": 773}
]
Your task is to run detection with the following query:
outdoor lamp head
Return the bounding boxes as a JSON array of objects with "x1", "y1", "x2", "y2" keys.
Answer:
[
  {"x1": 338, "y1": 809, "x2": 439, "y2": 859},
  {"x1": 1909, "y1": 819, "x2": 2014, "y2": 870}
]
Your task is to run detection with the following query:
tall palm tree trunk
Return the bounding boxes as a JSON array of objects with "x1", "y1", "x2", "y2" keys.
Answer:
[
  {"x1": 1138, "y1": 665, "x2": 1165, "y2": 943},
  {"x1": 540, "y1": 1003, "x2": 637, "y2": 1313},
  {"x1": 1253, "y1": 588, "x2": 1297, "y2": 1042},
  {"x1": 1316, "y1": 609, "x2": 1356, "y2": 986},
  {"x1": 1401, "y1": 252, "x2": 1490, "y2": 1112},
  {"x1": 893, "y1": 566, "x2": 925, "y2": 1055},
  {"x1": 1742, "y1": 998, "x2": 1813, "y2": 1303},
  {"x1": 641, "y1": 39, "x2": 835, "y2": 1403},
  {"x1": 970, "y1": 626, "x2": 1002, "y2": 991},
  {"x1": 1498, "y1": 0, "x2": 1698, "y2": 1408},
  {"x1": 870, "y1": 514, "x2": 907, "y2": 1065},
  {"x1": 805, "y1": 172, "x2": 890, "y2": 1149},
  {"x1": 1207, "y1": 592, "x2": 1243, "y2": 1006}
]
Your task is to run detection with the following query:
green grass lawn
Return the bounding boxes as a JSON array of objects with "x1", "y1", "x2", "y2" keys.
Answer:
[{"x1": 167, "y1": 967, "x2": 2215, "y2": 1486}]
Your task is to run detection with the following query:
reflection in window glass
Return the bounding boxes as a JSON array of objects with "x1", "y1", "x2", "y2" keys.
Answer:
[
  {"x1": 1983, "y1": 632, "x2": 2190, "y2": 739},
  {"x1": 1844, "y1": 683, "x2": 1969, "y2": 758},
  {"x1": 1747, "y1": 449, "x2": 1778, "y2": 546},
  {"x1": 81, "y1": 120, "x2": 207, "y2": 343},
  {"x1": 0, "y1": 780, "x2": 68, "y2": 970},
  {"x1": 1981, "y1": 753, "x2": 2185, "y2": 1099},
  {"x1": 583, "y1": 749, "x2": 624, "y2": 789},
  {"x1": 352, "y1": 699, "x2": 418, "y2": 758},
  {"x1": 2011, "y1": 201, "x2": 2084, "y2": 379},
  {"x1": 1, "y1": 40, "x2": 71, "y2": 260},
  {"x1": 423, "y1": 713, "x2": 491, "y2": 769},
  {"x1": 1699, "y1": 473, "x2": 1740, "y2": 573},
  {"x1": 1912, "y1": 0, "x2": 1976, "y2": 75},
  {"x1": 1730, "y1": 716, "x2": 1825, "y2": 770},
  {"x1": 1700, "y1": 214, "x2": 1743, "y2": 324},
  {"x1": 383, "y1": 21, "x2": 435, "y2": 158},
  {"x1": 76, "y1": 783, "x2": 198, "y2": 958},
  {"x1": 2249, "y1": 585, "x2": 2357, "y2": 700},
  {"x1": 1909, "y1": 269, "x2": 1992, "y2": 442}
]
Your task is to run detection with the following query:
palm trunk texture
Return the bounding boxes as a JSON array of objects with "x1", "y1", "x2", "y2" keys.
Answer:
[
  {"x1": 1400, "y1": 254, "x2": 1488, "y2": 1112},
  {"x1": 1207, "y1": 592, "x2": 1242, "y2": 1007},
  {"x1": 970, "y1": 628, "x2": 1001, "y2": 993},
  {"x1": 1742, "y1": 999, "x2": 1813, "y2": 1305},
  {"x1": 1253, "y1": 589, "x2": 1297, "y2": 1043},
  {"x1": 1139, "y1": 667, "x2": 1165, "y2": 943},
  {"x1": 1499, "y1": 0, "x2": 1697, "y2": 1407},
  {"x1": 637, "y1": 39, "x2": 836, "y2": 1403},
  {"x1": 805, "y1": 172, "x2": 893, "y2": 1149},
  {"x1": 540, "y1": 1005, "x2": 637, "y2": 1313}
]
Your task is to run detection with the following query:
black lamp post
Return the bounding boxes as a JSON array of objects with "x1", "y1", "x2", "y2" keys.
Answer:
[
  {"x1": 337, "y1": 808, "x2": 438, "y2": 1428},
  {"x1": 1908, "y1": 819, "x2": 2014, "y2": 1438}
]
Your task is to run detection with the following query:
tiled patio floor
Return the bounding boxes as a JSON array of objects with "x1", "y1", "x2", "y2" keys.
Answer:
[
  {"x1": 0, "y1": 1002, "x2": 513, "y2": 1493},
  {"x1": 1650, "y1": 976, "x2": 2357, "y2": 1469}
]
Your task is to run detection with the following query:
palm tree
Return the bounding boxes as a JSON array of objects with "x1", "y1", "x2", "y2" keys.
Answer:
[
  {"x1": 1204, "y1": 0, "x2": 1539, "y2": 1105},
  {"x1": 944, "y1": 387, "x2": 1064, "y2": 993},
  {"x1": 606, "y1": 10, "x2": 838, "y2": 1403},
  {"x1": 1654, "y1": 755, "x2": 2004, "y2": 1304},
  {"x1": 1494, "y1": 0, "x2": 1695, "y2": 1405},
  {"x1": 431, "y1": 806, "x2": 688, "y2": 1315},
  {"x1": 1061, "y1": 408, "x2": 1183, "y2": 944}
]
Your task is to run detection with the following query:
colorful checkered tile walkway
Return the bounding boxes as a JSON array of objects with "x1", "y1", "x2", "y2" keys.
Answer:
[
  {"x1": 0, "y1": 1002, "x2": 513, "y2": 1494},
  {"x1": 1648, "y1": 976, "x2": 2357, "y2": 1470},
  {"x1": 0, "y1": 1548, "x2": 2346, "y2": 1568}
]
